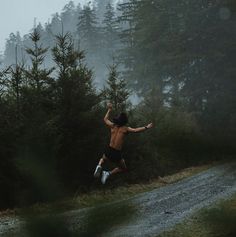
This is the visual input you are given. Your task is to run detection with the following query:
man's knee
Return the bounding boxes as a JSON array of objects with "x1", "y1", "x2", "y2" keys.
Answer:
[
  {"x1": 118, "y1": 164, "x2": 128, "y2": 172},
  {"x1": 121, "y1": 167, "x2": 128, "y2": 172}
]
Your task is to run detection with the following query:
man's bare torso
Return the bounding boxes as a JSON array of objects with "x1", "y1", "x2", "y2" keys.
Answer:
[{"x1": 109, "y1": 126, "x2": 127, "y2": 150}]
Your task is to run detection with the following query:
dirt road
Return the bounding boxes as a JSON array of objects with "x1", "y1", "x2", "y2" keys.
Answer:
[
  {"x1": 1, "y1": 162, "x2": 236, "y2": 236},
  {"x1": 102, "y1": 162, "x2": 236, "y2": 237}
]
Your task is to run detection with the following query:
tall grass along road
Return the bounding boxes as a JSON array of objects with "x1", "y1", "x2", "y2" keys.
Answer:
[{"x1": 0, "y1": 162, "x2": 235, "y2": 236}]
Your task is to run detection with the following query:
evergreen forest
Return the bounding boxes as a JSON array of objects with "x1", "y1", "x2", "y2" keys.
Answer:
[{"x1": 0, "y1": 0, "x2": 235, "y2": 209}]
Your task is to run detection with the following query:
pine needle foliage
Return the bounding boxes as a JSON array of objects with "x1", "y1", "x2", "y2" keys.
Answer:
[{"x1": 103, "y1": 64, "x2": 130, "y2": 114}]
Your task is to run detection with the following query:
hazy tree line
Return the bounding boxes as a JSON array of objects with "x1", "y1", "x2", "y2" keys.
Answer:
[
  {"x1": 0, "y1": 0, "x2": 235, "y2": 209},
  {"x1": 1, "y1": 0, "x2": 120, "y2": 86}
]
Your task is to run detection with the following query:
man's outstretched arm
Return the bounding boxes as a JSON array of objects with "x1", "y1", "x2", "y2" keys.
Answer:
[
  {"x1": 127, "y1": 123, "x2": 153, "y2": 133},
  {"x1": 104, "y1": 103, "x2": 114, "y2": 128}
]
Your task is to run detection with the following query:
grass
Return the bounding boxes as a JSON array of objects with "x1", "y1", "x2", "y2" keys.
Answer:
[
  {"x1": 158, "y1": 195, "x2": 236, "y2": 237},
  {"x1": 72, "y1": 164, "x2": 211, "y2": 207},
  {"x1": 5, "y1": 201, "x2": 136, "y2": 237}
]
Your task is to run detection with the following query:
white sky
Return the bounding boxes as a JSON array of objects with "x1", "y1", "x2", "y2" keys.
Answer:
[{"x1": 0, "y1": 0, "x2": 90, "y2": 53}]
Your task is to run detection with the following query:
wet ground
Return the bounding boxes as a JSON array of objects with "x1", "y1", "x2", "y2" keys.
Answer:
[{"x1": 1, "y1": 162, "x2": 236, "y2": 236}]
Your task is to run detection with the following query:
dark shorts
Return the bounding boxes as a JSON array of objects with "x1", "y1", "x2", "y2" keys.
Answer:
[{"x1": 104, "y1": 146, "x2": 123, "y2": 163}]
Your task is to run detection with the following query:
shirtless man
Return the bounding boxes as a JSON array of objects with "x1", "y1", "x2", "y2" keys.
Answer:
[{"x1": 94, "y1": 103, "x2": 153, "y2": 184}]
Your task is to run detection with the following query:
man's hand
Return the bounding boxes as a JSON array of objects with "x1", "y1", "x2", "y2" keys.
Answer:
[
  {"x1": 127, "y1": 122, "x2": 154, "y2": 133},
  {"x1": 104, "y1": 103, "x2": 114, "y2": 128},
  {"x1": 107, "y1": 103, "x2": 112, "y2": 110},
  {"x1": 146, "y1": 123, "x2": 153, "y2": 129}
]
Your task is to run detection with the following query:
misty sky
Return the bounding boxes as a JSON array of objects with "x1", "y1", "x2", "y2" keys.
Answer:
[{"x1": 0, "y1": 0, "x2": 90, "y2": 53}]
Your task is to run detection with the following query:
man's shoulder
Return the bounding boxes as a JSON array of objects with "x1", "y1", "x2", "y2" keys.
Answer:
[
  {"x1": 112, "y1": 125, "x2": 128, "y2": 132},
  {"x1": 123, "y1": 126, "x2": 129, "y2": 133}
]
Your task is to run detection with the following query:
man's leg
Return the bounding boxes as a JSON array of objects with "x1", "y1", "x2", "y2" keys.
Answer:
[
  {"x1": 101, "y1": 159, "x2": 127, "y2": 184},
  {"x1": 94, "y1": 155, "x2": 107, "y2": 178},
  {"x1": 98, "y1": 154, "x2": 107, "y2": 166},
  {"x1": 110, "y1": 159, "x2": 127, "y2": 175}
]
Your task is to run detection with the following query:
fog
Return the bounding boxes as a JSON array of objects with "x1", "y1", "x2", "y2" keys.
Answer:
[
  {"x1": 1, "y1": 0, "x2": 121, "y2": 89},
  {"x1": 0, "y1": 0, "x2": 89, "y2": 53}
]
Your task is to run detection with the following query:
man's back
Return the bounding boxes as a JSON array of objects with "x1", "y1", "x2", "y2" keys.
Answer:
[{"x1": 109, "y1": 126, "x2": 127, "y2": 150}]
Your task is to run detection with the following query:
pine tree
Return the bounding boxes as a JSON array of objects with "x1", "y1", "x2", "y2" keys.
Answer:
[
  {"x1": 77, "y1": 3, "x2": 108, "y2": 85},
  {"x1": 49, "y1": 13, "x2": 62, "y2": 35},
  {"x1": 4, "y1": 32, "x2": 22, "y2": 67},
  {"x1": 0, "y1": 74, "x2": 19, "y2": 208},
  {"x1": 117, "y1": 0, "x2": 198, "y2": 104},
  {"x1": 94, "y1": 0, "x2": 113, "y2": 25},
  {"x1": 179, "y1": 0, "x2": 236, "y2": 137},
  {"x1": 103, "y1": 64, "x2": 130, "y2": 114},
  {"x1": 77, "y1": 4, "x2": 99, "y2": 53},
  {"x1": 61, "y1": 1, "x2": 77, "y2": 33},
  {"x1": 0, "y1": 54, "x2": 3, "y2": 67},
  {"x1": 25, "y1": 29, "x2": 54, "y2": 93},
  {"x1": 0, "y1": 68, "x2": 9, "y2": 101},
  {"x1": 52, "y1": 32, "x2": 101, "y2": 188},
  {"x1": 21, "y1": 29, "x2": 55, "y2": 158},
  {"x1": 9, "y1": 55, "x2": 24, "y2": 117},
  {"x1": 102, "y1": 2, "x2": 120, "y2": 57},
  {"x1": 117, "y1": 0, "x2": 139, "y2": 83},
  {"x1": 52, "y1": 32, "x2": 83, "y2": 79}
]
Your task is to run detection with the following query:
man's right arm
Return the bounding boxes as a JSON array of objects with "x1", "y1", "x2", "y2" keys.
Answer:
[
  {"x1": 127, "y1": 123, "x2": 153, "y2": 133},
  {"x1": 104, "y1": 103, "x2": 114, "y2": 128}
]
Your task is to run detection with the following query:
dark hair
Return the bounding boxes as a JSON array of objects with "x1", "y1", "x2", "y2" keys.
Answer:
[{"x1": 113, "y1": 112, "x2": 128, "y2": 127}]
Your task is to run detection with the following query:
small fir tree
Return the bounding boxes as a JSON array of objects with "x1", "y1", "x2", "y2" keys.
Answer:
[
  {"x1": 103, "y1": 64, "x2": 130, "y2": 114},
  {"x1": 25, "y1": 29, "x2": 54, "y2": 92}
]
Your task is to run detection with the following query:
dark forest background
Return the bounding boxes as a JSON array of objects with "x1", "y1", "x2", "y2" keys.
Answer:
[{"x1": 0, "y1": 0, "x2": 235, "y2": 210}]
